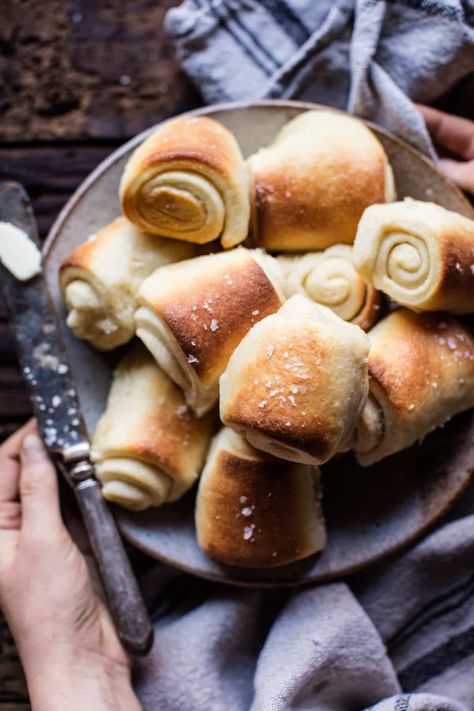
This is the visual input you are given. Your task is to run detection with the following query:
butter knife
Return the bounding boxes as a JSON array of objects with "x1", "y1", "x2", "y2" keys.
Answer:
[{"x1": 0, "y1": 181, "x2": 153, "y2": 656}]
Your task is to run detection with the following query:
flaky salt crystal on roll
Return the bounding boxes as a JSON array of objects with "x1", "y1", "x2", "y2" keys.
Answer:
[
  {"x1": 120, "y1": 115, "x2": 250, "y2": 248},
  {"x1": 220, "y1": 295, "x2": 370, "y2": 465},
  {"x1": 196, "y1": 427, "x2": 326, "y2": 568},
  {"x1": 134, "y1": 248, "x2": 286, "y2": 416},
  {"x1": 91, "y1": 344, "x2": 215, "y2": 511},
  {"x1": 353, "y1": 199, "x2": 474, "y2": 314},
  {"x1": 353, "y1": 309, "x2": 474, "y2": 466},
  {"x1": 60, "y1": 217, "x2": 194, "y2": 350}
]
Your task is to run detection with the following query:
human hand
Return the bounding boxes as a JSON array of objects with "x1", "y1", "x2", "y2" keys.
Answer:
[
  {"x1": 0, "y1": 421, "x2": 141, "y2": 711},
  {"x1": 417, "y1": 104, "x2": 474, "y2": 195}
]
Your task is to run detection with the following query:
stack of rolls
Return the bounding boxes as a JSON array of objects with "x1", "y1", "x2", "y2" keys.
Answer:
[{"x1": 57, "y1": 107, "x2": 474, "y2": 570}]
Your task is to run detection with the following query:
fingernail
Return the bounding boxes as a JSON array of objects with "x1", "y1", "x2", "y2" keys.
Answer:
[{"x1": 22, "y1": 434, "x2": 43, "y2": 456}]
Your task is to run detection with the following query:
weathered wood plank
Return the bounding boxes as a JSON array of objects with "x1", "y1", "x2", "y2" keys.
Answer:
[{"x1": 0, "y1": 0, "x2": 201, "y2": 141}]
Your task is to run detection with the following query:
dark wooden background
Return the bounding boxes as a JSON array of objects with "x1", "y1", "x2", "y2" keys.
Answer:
[
  {"x1": 0, "y1": 0, "x2": 202, "y2": 445},
  {"x1": 0, "y1": 1, "x2": 201, "y2": 706},
  {"x1": 0, "y1": 1, "x2": 473, "y2": 707}
]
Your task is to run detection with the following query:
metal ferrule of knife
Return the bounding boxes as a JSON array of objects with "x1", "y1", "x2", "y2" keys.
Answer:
[{"x1": 0, "y1": 181, "x2": 153, "y2": 656}]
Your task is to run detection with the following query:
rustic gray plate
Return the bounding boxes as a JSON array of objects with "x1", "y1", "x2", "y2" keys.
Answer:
[{"x1": 43, "y1": 101, "x2": 474, "y2": 587}]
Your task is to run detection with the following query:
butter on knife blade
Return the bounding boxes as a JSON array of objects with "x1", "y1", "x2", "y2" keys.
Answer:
[{"x1": 0, "y1": 221, "x2": 42, "y2": 281}]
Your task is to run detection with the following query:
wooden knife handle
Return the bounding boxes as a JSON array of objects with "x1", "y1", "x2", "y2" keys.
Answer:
[{"x1": 74, "y1": 479, "x2": 154, "y2": 656}]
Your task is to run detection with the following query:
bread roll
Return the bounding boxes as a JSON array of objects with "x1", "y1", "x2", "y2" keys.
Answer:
[
  {"x1": 279, "y1": 245, "x2": 382, "y2": 331},
  {"x1": 120, "y1": 115, "x2": 250, "y2": 248},
  {"x1": 220, "y1": 294, "x2": 370, "y2": 465},
  {"x1": 60, "y1": 217, "x2": 194, "y2": 350},
  {"x1": 353, "y1": 199, "x2": 474, "y2": 314},
  {"x1": 196, "y1": 427, "x2": 326, "y2": 567},
  {"x1": 353, "y1": 309, "x2": 474, "y2": 466},
  {"x1": 91, "y1": 344, "x2": 215, "y2": 511},
  {"x1": 248, "y1": 110, "x2": 395, "y2": 252},
  {"x1": 135, "y1": 248, "x2": 286, "y2": 416}
]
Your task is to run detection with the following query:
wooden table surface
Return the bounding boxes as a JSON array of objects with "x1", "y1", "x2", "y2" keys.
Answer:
[
  {"x1": 1, "y1": 1, "x2": 473, "y2": 707},
  {"x1": 0, "y1": 1, "x2": 200, "y2": 705}
]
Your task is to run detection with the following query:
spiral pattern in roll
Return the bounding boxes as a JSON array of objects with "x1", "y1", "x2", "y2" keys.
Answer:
[
  {"x1": 279, "y1": 245, "x2": 382, "y2": 331},
  {"x1": 353, "y1": 199, "x2": 474, "y2": 314},
  {"x1": 60, "y1": 217, "x2": 194, "y2": 350},
  {"x1": 120, "y1": 115, "x2": 250, "y2": 248},
  {"x1": 91, "y1": 344, "x2": 215, "y2": 511}
]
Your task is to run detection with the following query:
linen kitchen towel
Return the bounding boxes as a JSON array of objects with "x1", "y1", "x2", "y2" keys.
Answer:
[{"x1": 165, "y1": 0, "x2": 474, "y2": 157}]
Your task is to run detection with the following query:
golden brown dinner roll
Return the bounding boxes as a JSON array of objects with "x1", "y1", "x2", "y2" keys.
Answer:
[
  {"x1": 196, "y1": 427, "x2": 326, "y2": 567},
  {"x1": 120, "y1": 115, "x2": 250, "y2": 248},
  {"x1": 353, "y1": 309, "x2": 474, "y2": 466},
  {"x1": 60, "y1": 217, "x2": 194, "y2": 350},
  {"x1": 220, "y1": 294, "x2": 370, "y2": 465},
  {"x1": 353, "y1": 199, "x2": 474, "y2": 314},
  {"x1": 134, "y1": 247, "x2": 286, "y2": 416},
  {"x1": 91, "y1": 343, "x2": 215, "y2": 511},
  {"x1": 248, "y1": 110, "x2": 395, "y2": 252},
  {"x1": 279, "y1": 245, "x2": 383, "y2": 331}
]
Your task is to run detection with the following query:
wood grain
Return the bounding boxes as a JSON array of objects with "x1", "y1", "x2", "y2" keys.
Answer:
[{"x1": 0, "y1": 0, "x2": 200, "y2": 141}]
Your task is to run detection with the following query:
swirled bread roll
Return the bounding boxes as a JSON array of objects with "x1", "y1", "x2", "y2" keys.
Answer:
[
  {"x1": 60, "y1": 217, "x2": 194, "y2": 350},
  {"x1": 248, "y1": 110, "x2": 395, "y2": 252},
  {"x1": 196, "y1": 427, "x2": 326, "y2": 567},
  {"x1": 220, "y1": 295, "x2": 370, "y2": 465},
  {"x1": 135, "y1": 248, "x2": 286, "y2": 416},
  {"x1": 120, "y1": 116, "x2": 250, "y2": 248},
  {"x1": 91, "y1": 344, "x2": 215, "y2": 511},
  {"x1": 353, "y1": 309, "x2": 474, "y2": 466},
  {"x1": 353, "y1": 199, "x2": 474, "y2": 314},
  {"x1": 279, "y1": 245, "x2": 382, "y2": 331}
]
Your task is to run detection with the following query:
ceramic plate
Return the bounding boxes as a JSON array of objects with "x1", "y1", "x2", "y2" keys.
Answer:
[{"x1": 43, "y1": 100, "x2": 474, "y2": 586}]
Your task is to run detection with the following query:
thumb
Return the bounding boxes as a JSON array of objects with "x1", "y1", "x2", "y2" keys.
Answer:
[
  {"x1": 438, "y1": 158, "x2": 474, "y2": 195},
  {"x1": 19, "y1": 433, "x2": 63, "y2": 538}
]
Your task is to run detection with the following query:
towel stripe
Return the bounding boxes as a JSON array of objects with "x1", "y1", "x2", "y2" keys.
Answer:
[
  {"x1": 388, "y1": 573, "x2": 474, "y2": 651},
  {"x1": 398, "y1": 624, "x2": 474, "y2": 690},
  {"x1": 202, "y1": 0, "x2": 277, "y2": 76},
  {"x1": 257, "y1": 0, "x2": 311, "y2": 45},
  {"x1": 226, "y1": 4, "x2": 281, "y2": 70}
]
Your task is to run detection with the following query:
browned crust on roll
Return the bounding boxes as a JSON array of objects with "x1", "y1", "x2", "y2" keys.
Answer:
[
  {"x1": 197, "y1": 448, "x2": 322, "y2": 567},
  {"x1": 150, "y1": 255, "x2": 283, "y2": 385},
  {"x1": 222, "y1": 324, "x2": 348, "y2": 462},
  {"x1": 352, "y1": 285, "x2": 385, "y2": 332},
  {"x1": 249, "y1": 114, "x2": 389, "y2": 251},
  {"x1": 59, "y1": 217, "x2": 125, "y2": 273},
  {"x1": 368, "y1": 310, "x2": 474, "y2": 415},
  {"x1": 142, "y1": 117, "x2": 241, "y2": 177},
  {"x1": 434, "y1": 231, "x2": 474, "y2": 312}
]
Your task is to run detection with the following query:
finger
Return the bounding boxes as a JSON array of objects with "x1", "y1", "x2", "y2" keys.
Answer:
[
  {"x1": 0, "y1": 419, "x2": 36, "y2": 458},
  {"x1": 438, "y1": 158, "x2": 474, "y2": 195},
  {"x1": 19, "y1": 433, "x2": 62, "y2": 537},
  {"x1": 0, "y1": 501, "x2": 21, "y2": 530},
  {"x1": 0, "y1": 421, "x2": 36, "y2": 503},
  {"x1": 417, "y1": 105, "x2": 474, "y2": 160}
]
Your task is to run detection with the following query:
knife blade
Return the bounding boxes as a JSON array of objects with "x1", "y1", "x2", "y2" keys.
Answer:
[{"x1": 0, "y1": 181, "x2": 153, "y2": 656}]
